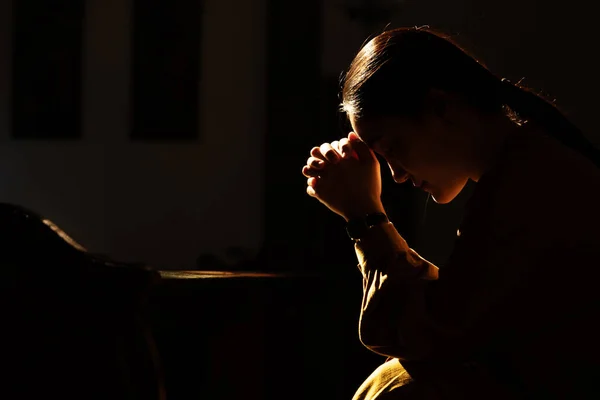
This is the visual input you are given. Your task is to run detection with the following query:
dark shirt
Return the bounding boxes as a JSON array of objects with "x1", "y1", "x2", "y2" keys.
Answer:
[{"x1": 354, "y1": 127, "x2": 600, "y2": 398}]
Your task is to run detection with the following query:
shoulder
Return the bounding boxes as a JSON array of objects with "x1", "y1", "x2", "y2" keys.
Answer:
[{"x1": 471, "y1": 128, "x2": 600, "y2": 244}]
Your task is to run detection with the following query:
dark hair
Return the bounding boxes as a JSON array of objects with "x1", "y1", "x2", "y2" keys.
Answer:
[{"x1": 341, "y1": 27, "x2": 600, "y2": 168}]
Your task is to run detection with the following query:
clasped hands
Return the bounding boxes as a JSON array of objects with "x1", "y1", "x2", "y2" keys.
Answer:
[{"x1": 301, "y1": 132, "x2": 385, "y2": 221}]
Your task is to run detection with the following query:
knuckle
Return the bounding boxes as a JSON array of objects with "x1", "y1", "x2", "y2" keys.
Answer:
[{"x1": 321, "y1": 144, "x2": 334, "y2": 154}]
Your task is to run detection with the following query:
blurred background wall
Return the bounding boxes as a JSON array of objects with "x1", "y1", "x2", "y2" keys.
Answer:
[
  {"x1": 0, "y1": 0, "x2": 598, "y2": 271},
  {"x1": 0, "y1": 0, "x2": 265, "y2": 269}
]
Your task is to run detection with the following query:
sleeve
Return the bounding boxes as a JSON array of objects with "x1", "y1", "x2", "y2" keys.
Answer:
[
  {"x1": 355, "y1": 222, "x2": 439, "y2": 360},
  {"x1": 354, "y1": 196, "x2": 554, "y2": 362}
]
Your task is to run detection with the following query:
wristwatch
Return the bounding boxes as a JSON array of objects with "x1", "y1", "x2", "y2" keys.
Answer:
[{"x1": 345, "y1": 212, "x2": 389, "y2": 240}]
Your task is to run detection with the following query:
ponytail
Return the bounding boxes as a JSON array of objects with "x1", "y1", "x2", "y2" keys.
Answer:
[{"x1": 499, "y1": 79, "x2": 600, "y2": 169}]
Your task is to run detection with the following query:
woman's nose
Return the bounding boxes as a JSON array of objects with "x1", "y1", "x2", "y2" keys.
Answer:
[
  {"x1": 393, "y1": 173, "x2": 409, "y2": 184},
  {"x1": 388, "y1": 164, "x2": 409, "y2": 184}
]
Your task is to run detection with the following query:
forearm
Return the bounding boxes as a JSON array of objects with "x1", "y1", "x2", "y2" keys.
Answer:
[{"x1": 355, "y1": 222, "x2": 439, "y2": 359}]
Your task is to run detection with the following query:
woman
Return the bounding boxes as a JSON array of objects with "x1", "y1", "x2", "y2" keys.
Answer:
[{"x1": 302, "y1": 27, "x2": 600, "y2": 399}]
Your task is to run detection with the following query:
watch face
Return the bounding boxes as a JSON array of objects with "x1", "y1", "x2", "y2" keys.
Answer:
[{"x1": 346, "y1": 219, "x2": 367, "y2": 240}]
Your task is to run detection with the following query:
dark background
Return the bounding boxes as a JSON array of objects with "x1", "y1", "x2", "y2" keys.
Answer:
[{"x1": 1, "y1": 0, "x2": 598, "y2": 398}]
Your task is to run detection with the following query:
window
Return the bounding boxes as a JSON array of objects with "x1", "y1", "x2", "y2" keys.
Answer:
[
  {"x1": 11, "y1": 0, "x2": 84, "y2": 139},
  {"x1": 131, "y1": 0, "x2": 202, "y2": 141}
]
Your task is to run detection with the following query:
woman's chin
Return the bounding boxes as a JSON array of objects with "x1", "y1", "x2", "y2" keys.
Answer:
[
  {"x1": 432, "y1": 195, "x2": 450, "y2": 204},
  {"x1": 429, "y1": 188, "x2": 459, "y2": 204},
  {"x1": 428, "y1": 181, "x2": 467, "y2": 204}
]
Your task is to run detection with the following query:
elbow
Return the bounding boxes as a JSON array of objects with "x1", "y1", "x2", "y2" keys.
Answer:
[
  {"x1": 358, "y1": 321, "x2": 407, "y2": 358},
  {"x1": 359, "y1": 322, "x2": 434, "y2": 361},
  {"x1": 358, "y1": 330, "x2": 411, "y2": 360},
  {"x1": 358, "y1": 326, "x2": 381, "y2": 350}
]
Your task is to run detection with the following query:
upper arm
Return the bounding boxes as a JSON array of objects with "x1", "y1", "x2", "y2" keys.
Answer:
[
  {"x1": 357, "y1": 140, "x2": 600, "y2": 361},
  {"x1": 418, "y1": 162, "x2": 572, "y2": 359},
  {"x1": 357, "y1": 173, "x2": 554, "y2": 360}
]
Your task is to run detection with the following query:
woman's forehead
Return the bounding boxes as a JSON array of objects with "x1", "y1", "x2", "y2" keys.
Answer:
[{"x1": 350, "y1": 116, "x2": 388, "y2": 149}]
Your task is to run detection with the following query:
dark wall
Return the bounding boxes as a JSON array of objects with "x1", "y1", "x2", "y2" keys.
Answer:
[{"x1": 0, "y1": 0, "x2": 266, "y2": 269}]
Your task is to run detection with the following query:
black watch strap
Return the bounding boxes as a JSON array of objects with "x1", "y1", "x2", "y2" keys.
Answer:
[{"x1": 346, "y1": 212, "x2": 389, "y2": 240}]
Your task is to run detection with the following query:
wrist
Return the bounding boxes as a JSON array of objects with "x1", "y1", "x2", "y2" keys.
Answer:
[
  {"x1": 342, "y1": 203, "x2": 385, "y2": 222},
  {"x1": 345, "y1": 211, "x2": 389, "y2": 240}
]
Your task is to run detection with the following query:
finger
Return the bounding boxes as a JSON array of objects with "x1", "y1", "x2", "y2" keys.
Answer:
[
  {"x1": 310, "y1": 147, "x2": 326, "y2": 161},
  {"x1": 348, "y1": 132, "x2": 360, "y2": 141},
  {"x1": 319, "y1": 142, "x2": 341, "y2": 163},
  {"x1": 307, "y1": 177, "x2": 318, "y2": 187},
  {"x1": 306, "y1": 156, "x2": 325, "y2": 169},
  {"x1": 348, "y1": 132, "x2": 375, "y2": 162},
  {"x1": 306, "y1": 178, "x2": 318, "y2": 197},
  {"x1": 339, "y1": 138, "x2": 350, "y2": 158},
  {"x1": 331, "y1": 141, "x2": 340, "y2": 154},
  {"x1": 302, "y1": 165, "x2": 321, "y2": 178}
]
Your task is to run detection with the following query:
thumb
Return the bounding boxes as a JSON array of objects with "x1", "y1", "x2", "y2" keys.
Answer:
[{"x1": 348, "y1": 132, "x2": 375, "y2": 163}]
